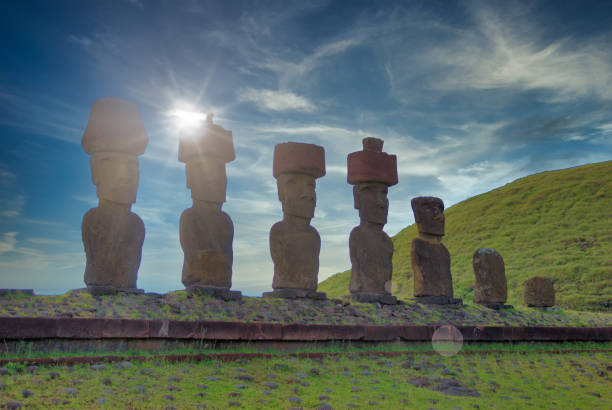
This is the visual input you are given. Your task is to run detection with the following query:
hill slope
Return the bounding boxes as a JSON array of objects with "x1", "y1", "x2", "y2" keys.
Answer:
[{"x1": 318, "y1": 161, "x2": 612, "y2": 311}]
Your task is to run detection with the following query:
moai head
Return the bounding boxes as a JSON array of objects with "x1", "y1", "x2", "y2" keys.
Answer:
[
  {"x1": 347, "y1": 137, "x2": 398, "y2": 226},
  {"x1": 411, "y1": 196, "x2": 445, "y2": 236},
  {"x1": 179, "y1": 114, "x2": 235, "y2": 205},
  {"x1": 273, "y1": 142, "x2": 325, "y2": 220},
  {"x1": 82, "y1": 97, "x2": 149, "y2": 205}
]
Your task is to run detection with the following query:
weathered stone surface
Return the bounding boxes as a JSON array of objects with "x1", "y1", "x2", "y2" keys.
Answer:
[
  {"x1": 81, "y1": 97, "x2": 148, "y2": 156},
  {"x1": 178, "y1": 114, "x2": 235, "y2": 164},
  {"x1": 413, "y1": 295, "x2": 462, "y2": 305},
  {"x1": 411, "y1": 197, "x2": 457, "y2": 303},
  {"x1": 473, "y1": 248, "x2": 507, "y2": 305},
  {"x1": 269, "y1": 143, "x2": 325, "y2": 298},
  {"x1": 187, "y1": 285, "x2": 242, "y2": 301},
  {"x1": 81, "y1": 97, "x2": 148, "y2": 293},
  {"x1": 178, "y1": 115, "x2": 239, "y2": 298},
  {"x1": 351, "y1": 292, "x2": 397, "y2": 305},
  {"x1": 411, "y1": 196, "x2": 445, "y2": 236},
  {"x1": 269, "y1": 218, "x2": 320, "y2": 291},
  {"x1": 180, "y1": 204, "x2": 234, "y2": 289},
  {"x1": 273, "y1": 142, "x2": 325, "y2": 179},
  {"x1": 349, "y1": 224, "x2": 393, "y2": 295},
  {"x1": 347, "y1": 138, "x2": 397, "y2": 303},
  {"x1": 411, "y1": 238, "x2": 453, "y2": 297},
  {"x1": 83, "y1": 204, "x2": 144, "y2": 290},
  {"x1": 263, "y1": 288, "x2": 326, "y2": 300},
  {"x1": 524, "y1": 276, "x2": 555, "y2": 307},
  {"x1": 347, "y1": 137, "x2": 397, "y2": 186}
]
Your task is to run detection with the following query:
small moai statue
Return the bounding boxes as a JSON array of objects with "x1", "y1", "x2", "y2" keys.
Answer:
[
  {"x1": 81, "y1": 97, "x2": 148, "y2": 295},
  {"x1": 524, "y1": 276, "x2": 555, "y2": 307},
  {"x1": 346, "y1": 137, "x2": 398, "y2": 304},
  {"x1": 410, "y1": 197, "x2": 462, "y2": 305},
  {"x1": 263, "y1": 142, "x2": 327, "y2": 300},
  {"x1": 178, "y1": 114, "x2": 241, "y2": 300},
  {"x1": 472, "y1": 248, "x2": 511, "y2": 309}
]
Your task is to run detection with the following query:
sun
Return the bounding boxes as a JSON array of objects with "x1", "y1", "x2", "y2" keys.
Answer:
[{"x1": 167, "y1": 108, "x2": 207, "y2": 132}]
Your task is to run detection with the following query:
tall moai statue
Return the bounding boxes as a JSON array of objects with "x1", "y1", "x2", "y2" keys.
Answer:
[
  {"x1": 263, "y1": 142, "x2": 327, "y2": 300},
  {"x1": 410, "y1": 197, "x2": 462, "y2": 305},
  {"x1": 347, "y1": 137, "x2": 398, "y2": 304},
  {"x1": 81, "y1": 97, "x2": 148, "y2": 295},
  {"x1": 178, "y1": 114, "x2": 241, "y2": 300}
]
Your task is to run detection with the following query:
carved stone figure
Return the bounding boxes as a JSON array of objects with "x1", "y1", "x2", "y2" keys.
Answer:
[
  {"x1": 263, "y1": 142, "x2": 327, "y2": 299},
  {"x1": 524, "y1": 276, "x2": 555, "y2": 307},
  {"x1": 81, "y1": 97, "x2": 148, "y2": 295},
  {"x1": 178, "y1": 114, "x2": 240, "y2": 300},
  {"x1": 410, "y1": 196, "x2": 461, "y2": 305},
  {"x1": 347, "y1": 137, "x2": 398, "y2": 304},
  {"x1": 473, "y1": 248, "x2": 510, "y2": 309}
]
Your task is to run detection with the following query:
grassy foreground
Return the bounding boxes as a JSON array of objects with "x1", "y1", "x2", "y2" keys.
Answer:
[
  {"x1": 0, "y1": 343, "x2": 610, "y2": 409},
  {"x1": 319, "y1": 161, "x2": 612, "y2": 312},
  {"x1": 1, "y1": 290, "x2": 611, "y2": 327}
]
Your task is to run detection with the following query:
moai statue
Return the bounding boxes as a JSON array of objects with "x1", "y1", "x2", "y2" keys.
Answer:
[
  {"x1": 178, "y1": 114, "x2": 241, "y2": 300},
  {"x1": 81, "y1": 97, "x2": 148, "y2": 295},
  {"x1": 524, "y1": 276, "x2": 555, "y2": 307},
  {"x1": 263, "y1": 142, "x2": 327, "y2": 300},
  {"x1": 410, "y1": 197, "x2": 462, "y2": 305},
  {"x1": 347, "y1": 137, "x2": 398, "y2": 304},
  {"x1": 473, "y1": 248, "x2": 511, "y2": 309}
]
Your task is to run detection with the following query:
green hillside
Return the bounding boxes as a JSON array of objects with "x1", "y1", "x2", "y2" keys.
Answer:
[{"x1": 319, "y1": 161, "x2": 612, "y2": 312}]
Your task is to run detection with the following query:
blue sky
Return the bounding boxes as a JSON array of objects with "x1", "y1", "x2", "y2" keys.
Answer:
[{"x1": 1, "y1": 0, "x2": 611, "y2": 295}]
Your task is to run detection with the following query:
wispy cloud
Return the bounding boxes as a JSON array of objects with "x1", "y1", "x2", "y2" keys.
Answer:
[
  {"x1": 238, "y1": 88, "x2": 315, "y2": 112},
  {"x1": 424, "y1": 4, "x2": 612, "y2": 101},
  {"x1": 0, "y1": 194, "x2": 25, "y2": 218},
  {"x1": 0, "y1": 232, "x2": 18, "y2": 253},
  {"x1": 68, "y1": 35, "x2": 93, "y2": 48}
]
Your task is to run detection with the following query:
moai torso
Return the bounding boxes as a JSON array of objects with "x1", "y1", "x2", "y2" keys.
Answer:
[
  {"x1": 270, "y1": 219, "x2": 320, "y2": 290},
  {"x1": 180, "y1": 206, "x2": 234, "y2": 288},
  {"x1": 411, "y1": 237, "x2": 453, "y2": 297},
  {"x1": 349, "y1": 226, "x2": 393, "y2": 294},
  {"x1": 82, "y1": 204, "x2": 144, "y2": 288},
  {"x1": 473, "y1": 248, "x2": 507, "y2": 304},
  {"x1": 410, "y1": 196, "x2": 454, "y2": 298}
]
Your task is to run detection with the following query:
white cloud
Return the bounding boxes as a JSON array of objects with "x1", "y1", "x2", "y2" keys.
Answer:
[
  {"x1": 238, "y1": 88, "x2": 315, "y2": 112},
  {"x1": 0, "y1": 232, "x2": 18, "y2": 253},
  {"x1": 425, "y1": 5, "x2": 612, "y2": 101}
]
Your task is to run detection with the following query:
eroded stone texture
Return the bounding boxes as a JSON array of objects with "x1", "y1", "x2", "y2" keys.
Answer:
[
  {"x1": 265, "y1": 143, "x2": 326, "y2": 299},
  {"x1": 81, "y1": 97, "x2": 148, "y2": 294},
  {"x1": 524, "y1": 276, "x2": 555, "y2": 307},
  {"x1": 473, "y1": 248, "x2": 508, "y2": 307},
  {"x1": 347, "y1": 138, "x2": 397, "y2": 304},
  {"x1": 178, "y1": 114, "x2": 240, "y2": 300},
  {"x1": 410, "y1": 197, "x2": 461, "y2": 305}
]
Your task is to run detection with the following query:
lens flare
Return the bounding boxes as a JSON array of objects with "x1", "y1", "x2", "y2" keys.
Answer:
[{"x1": 168, "y1": 108, "x2": 206, "y2": 131}]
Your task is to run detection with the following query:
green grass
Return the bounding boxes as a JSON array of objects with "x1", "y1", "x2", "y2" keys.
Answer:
[
  {"x1": 2, "y1": 341, "x2": 609, "y2": 361},
  {"x1": 0, "y1": 344, "x2": 609, "y2": 408},
  {"x1": 319, "y1": 161, "x2": 612, "y2": 312}
]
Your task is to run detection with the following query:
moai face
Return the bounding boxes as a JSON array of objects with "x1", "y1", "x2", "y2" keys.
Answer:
[
  {"x1": 186, "y1": 158, "x2": 227, "y2": 203},
  {"x1": 277, "y1": 172, "x2": 316, "y2": 219},
  {"x1": 412, "y1": 197, "x2": 445, "y2": 236},
  {"x1": 91, "y1": 152, "x2": 139, "y2": 205},
  {"x1": 354, "y1": 182, "x2": 389, "y2": 225}
]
